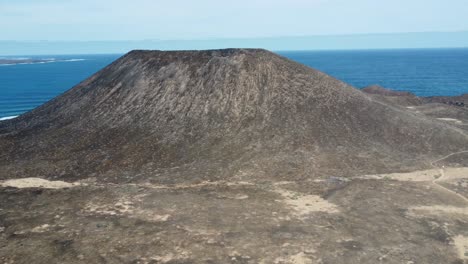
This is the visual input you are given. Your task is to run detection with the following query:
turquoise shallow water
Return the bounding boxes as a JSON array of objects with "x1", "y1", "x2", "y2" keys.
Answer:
[{"x1": 1, "y1": 48, "x2": 468, "y2": 119}]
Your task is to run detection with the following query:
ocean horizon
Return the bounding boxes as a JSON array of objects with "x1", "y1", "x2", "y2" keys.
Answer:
[{"x1": 1, "y1": 48, "x2": 468, "y2": 119}]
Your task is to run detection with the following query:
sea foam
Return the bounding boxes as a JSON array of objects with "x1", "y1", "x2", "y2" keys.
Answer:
[{"x1": 0, "y1": 116, "x2": 18, "y2": 121}]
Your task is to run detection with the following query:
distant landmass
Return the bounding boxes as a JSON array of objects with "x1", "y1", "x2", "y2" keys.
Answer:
[
  {"x1": 0, "y1": 57, "x2": 85, "y2": 65},
  {"x1": 1, "y1": 31, "x2": 468, "y2": 55},
  {"x1": 0, "y1": 58, "x2": 56, "y2": 65}
]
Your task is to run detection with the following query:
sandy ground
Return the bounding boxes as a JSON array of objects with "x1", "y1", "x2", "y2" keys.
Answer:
[
  {"x1": 0, "y1": 178, "x2": 80, "y2": 189},
  {"x1": 358, "y1": 167, "x2": 468, "y2": 182},
  {"x1": 273, "y1": 187, "x2": 339, "y2": 216},
  {"x1": 408, "y1": 205, "x2": 468, "y2": 216},
  {"x1": 437, "y1": 118, "x2": 463, "y2": 123},
  {"x1": 444, "y1": 168, "x2": 468, "y2": 181},
  {"x1": 358, "y1": 169, "x2": 440, "y2": 182},
  {"x1": 1, "y1": 166, "x2": 467, "y2": 263},
  {"x1": 454, "y1": 236, "x2": 468, "y2": 261}
]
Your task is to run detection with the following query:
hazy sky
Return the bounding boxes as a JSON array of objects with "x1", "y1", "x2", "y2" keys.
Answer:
[{"x1": 1, "y1": 0, "x2": 468, "y2": 41}]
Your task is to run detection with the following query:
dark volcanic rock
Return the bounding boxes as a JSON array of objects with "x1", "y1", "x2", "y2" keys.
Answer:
[
  {"x1": 362, "y1": 85, "x2": 468, "y2": 132},
  {"x1": 362, "y1": 85, "x2": 416, "y2": 97},
  {"x1": 424, "y1": 93, "x2": 468, "y2": 107},
  {"x1": 0, "y1": 49, "x2": 467, "y2": 182},
  {"x1": 362, "y1": 85, "x2": 423, "y2": 106},
  {"x1": 2, "y1": 49, "x2": 468, "y2": 264}
]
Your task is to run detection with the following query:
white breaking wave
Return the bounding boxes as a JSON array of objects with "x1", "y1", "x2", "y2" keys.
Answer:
[
  {"x1": 64, "y1": 59, "x2": 86, "y2": 62},
  {"x1": 0, "y1": 116, "x2": 18, "y2": 121}
]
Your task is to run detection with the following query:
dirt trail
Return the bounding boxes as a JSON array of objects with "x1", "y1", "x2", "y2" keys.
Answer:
[
  {"x1": 430, "y1": 151, "x2": 468, "y2": 204},
  {"x1": 430, "y1": 151, "x2": 468, "y2": 167}
]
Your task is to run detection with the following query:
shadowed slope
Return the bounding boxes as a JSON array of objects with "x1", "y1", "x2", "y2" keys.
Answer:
[{"x1": 0, "y1": 49, "x2": 467, "y2": 182}]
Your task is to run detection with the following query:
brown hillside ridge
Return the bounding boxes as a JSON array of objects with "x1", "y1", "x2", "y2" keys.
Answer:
[
  {"x1": 362, "y1": 84, "x2": 423, "y2": 106},
  {"x1": 1, "y1": 49, "x2": 468, "y2": 263},
  {"x1": 363, "y1": 84, "x2": 468, "y2": 132},
  {"x1": 424, "y1": 93, "x2": 468, "y2": 107},
  {"x1": 362, "y1": 84, "x2": 416, "y2": 97}
]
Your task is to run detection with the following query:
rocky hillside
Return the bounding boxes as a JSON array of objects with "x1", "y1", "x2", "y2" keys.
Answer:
[
  {"x1": 2, "y1": 49, "x2": 468, "y2": 264},
  {"x1": 0, "y1": 49, "x2": 467, "y2": 182}
]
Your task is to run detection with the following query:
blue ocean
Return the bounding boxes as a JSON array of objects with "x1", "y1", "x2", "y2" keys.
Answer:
[{"x1": 1, "y1": 48, "x2": 468, "y2": 119}]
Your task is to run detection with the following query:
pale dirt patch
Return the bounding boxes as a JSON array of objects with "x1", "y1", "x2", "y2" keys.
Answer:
[
  {"x1": 30, "y1": 224, "x2": 51, "y2": 233},
  {"x1": 179, "y1": 226, "x2": 221, "y2": 239},
  {"x1": 273, "y1": 181, "x2": 296, "y2": 186},
  {"x1": 437, "y1": 118, "x2": 463, "y2": 124},
  {"x1": 443, "y1": 168, "x2": 468, "y2": 181},
  {"x1": 83, "y1": 196, "x2": 170, "y2": 223},
  {"x1": 0, "y1": 178, "x2": 80, "y2": 189},
  {"x1": 112, "y1": 180, "x2": 254, "y2": 190},
  {"x1": 289, "y1": 252, "x2": 314, "y2": 264},
  {"x1": 408, "y1": 205, "x2": 468, "y2": 217},
  {"x1": 358, "y1": 169, "x2": 440, "y2": 182},
  {"x1": 13, "y1": 224, "x2": 52, "y2": 235},
  {"x1": 139, "y1": 250, "x2": 191, "y2": 264},
  {"x1": 273, "y1": 252, "x2": 314, "y2": 264},
  {"x1": 217, "y1": 193, "x2": 249, "y2": 200},
  {"x1": 453, "y1": 235, "x2": 468, "y2": 260},
  {"x1": 274, "y1": 188, "x2": 339, "y2": 216}
]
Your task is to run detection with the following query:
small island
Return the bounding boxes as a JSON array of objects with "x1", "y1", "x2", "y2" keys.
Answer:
[{"x1": 0, "y1": 58, "x2": 55, "y2": 65}]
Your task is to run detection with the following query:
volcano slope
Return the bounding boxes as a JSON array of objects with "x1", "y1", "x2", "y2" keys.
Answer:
[{"x1": 1, "y1": 49, "x2": 468, "y2": 263}]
